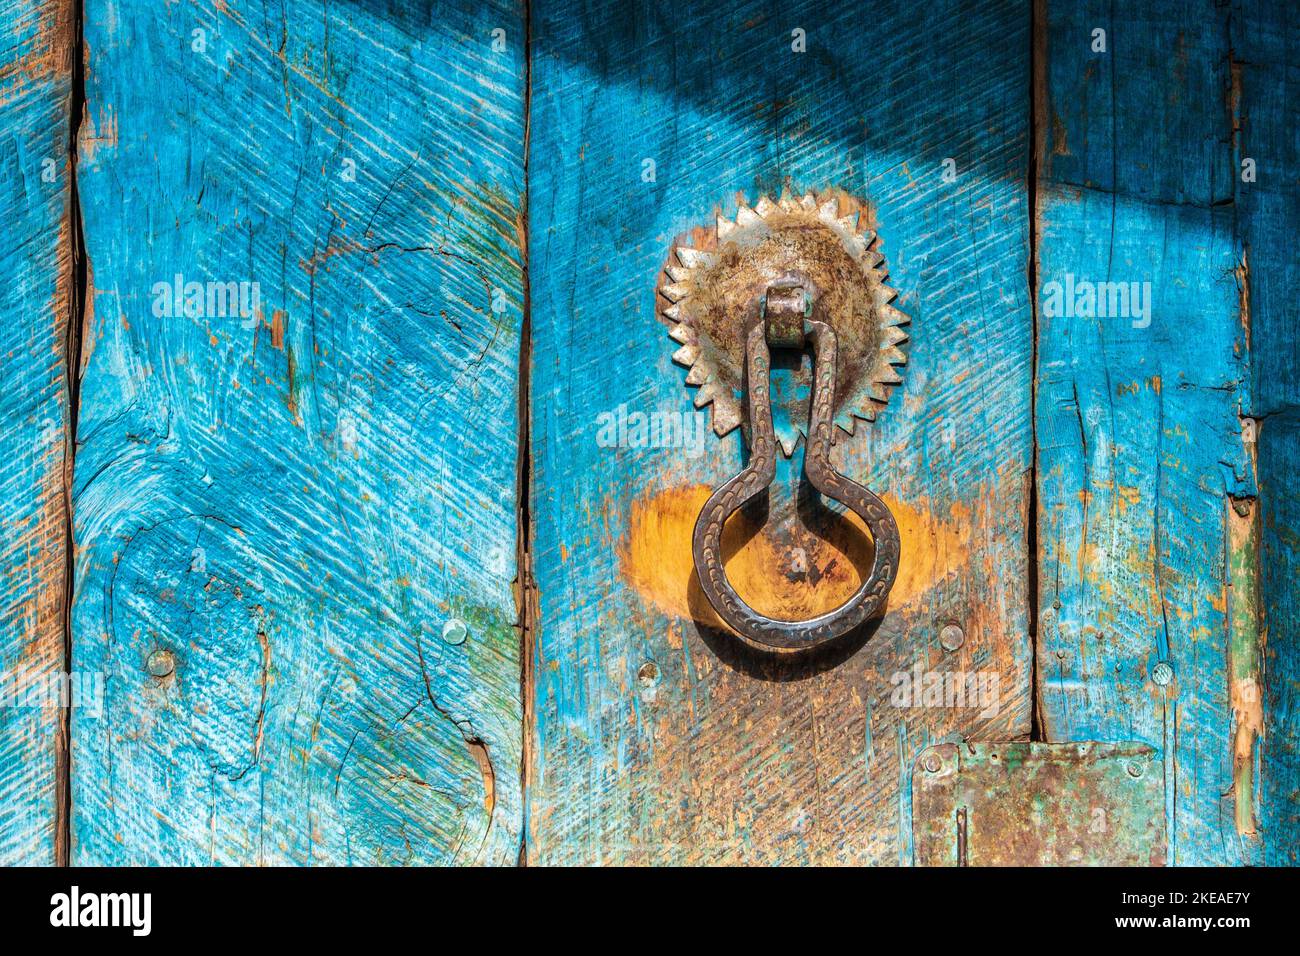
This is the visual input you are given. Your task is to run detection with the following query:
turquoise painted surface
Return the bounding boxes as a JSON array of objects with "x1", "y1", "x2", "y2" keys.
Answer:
[
  {"x1": 70, "y1": 0, "x2": 526, "y2": 864},
  {"x1": 0, "y1": 0, "x2": 1290, "y2": 869},
  {"x1": 1230, "y1": 0, "x2": 1300, "y2": 865},
  {"x1": 1035, "y1": 0, "x2": 1266, "y2": 865},
  {"x1": 527, "y1": 0, "x2": 1033, "y2": 864},
  {"x1": 0, "y1": 0, "x2": 73, "y2": 866}
]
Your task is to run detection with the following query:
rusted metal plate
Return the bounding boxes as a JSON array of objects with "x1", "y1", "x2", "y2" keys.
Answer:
[
  {"x1": 913, "y1": 742, "x2": 1166, "y2": 866},
  {"x1": 659, "y1": 191, "x2": 908, "y2": 452}
]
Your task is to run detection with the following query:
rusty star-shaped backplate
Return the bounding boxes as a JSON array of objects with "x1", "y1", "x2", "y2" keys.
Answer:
[{"x1": 658, "y1": 190, "x2": 909, "y2": 454}]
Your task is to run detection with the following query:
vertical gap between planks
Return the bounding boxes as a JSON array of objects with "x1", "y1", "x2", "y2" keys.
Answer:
[
  {"x1": 1224, "y1": 17, "x2": 1262, "y2": 842},
  {"x1": 1026, "y1": 0, "x2": 1046, "y2": 742},
  {"x1": 57, "y1": 0, "x2": 89, "y2": 867},
  {"x1": 514, "y1": 0, "x2": 536, "y2": 868},
  {"x1": 956, "y1": 807, "x2": 968, "y2": 866}
]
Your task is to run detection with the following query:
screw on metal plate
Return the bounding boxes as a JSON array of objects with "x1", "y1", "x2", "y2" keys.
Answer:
[{"x1": 662, "y1": 192, "x2": 910, "y2": 652}]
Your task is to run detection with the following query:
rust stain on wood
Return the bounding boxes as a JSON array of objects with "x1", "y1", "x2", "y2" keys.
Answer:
[
  {"x1": 621, "y1": 483, "x2": 971, "y2": 628},
  {"x1": 270, "y1": 308, "x2": 286, "y2": 350}
]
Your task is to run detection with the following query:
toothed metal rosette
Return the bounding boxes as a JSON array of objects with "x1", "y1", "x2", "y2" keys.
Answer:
[{"x1": 659, "y1": 191, "x2": 909, "y2": 455}]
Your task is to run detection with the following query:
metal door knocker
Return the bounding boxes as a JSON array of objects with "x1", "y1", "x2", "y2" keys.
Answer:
[{"x1": 659, "y1": 191, "x2": 909, "y2": 650}]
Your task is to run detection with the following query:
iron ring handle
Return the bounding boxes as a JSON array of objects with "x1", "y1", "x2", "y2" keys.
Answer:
[{"x1": 691, "y1": 319, "x2": 900, "y2": 651}]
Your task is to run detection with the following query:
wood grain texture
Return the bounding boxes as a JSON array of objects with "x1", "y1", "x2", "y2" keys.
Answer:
[
  {"x1": 1229, "y1": 0, "x2": 1300, "y2": 864},
  {"x1": 527, "y1": 0, "x2": 1033, "y2": 865},
  {"x1": 70, "y1": 0, "x2": 526, "y2": 864},
  {"x1": 1035, "y1": 0, "x2": 1263, "y2": 865},
  {"x1": 0, "y1": 0, "x2": 75, "y2": 866}
]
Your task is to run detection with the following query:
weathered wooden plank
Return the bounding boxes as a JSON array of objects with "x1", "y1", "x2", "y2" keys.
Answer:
[
  {"x1": 0, "y1": 0, "x2": 75, "y2": 866},
  {"x1": 528, "y1": 0, "x2": 1033, "y2": 864},
  {"x1": 71, "y1": 0, "x2": 526, "y2": 864},
  {"x1": 1035, "y1": 0, "x2": 1260, "y2": 864},
  {"x1": 1229, "y1": 0, "x2": 1300, "y2": 864}
]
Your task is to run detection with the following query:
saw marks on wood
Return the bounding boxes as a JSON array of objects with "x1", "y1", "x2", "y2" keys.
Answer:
[
  {"x1": 0, "y1": 0, "x2": 76, "y2": 867},
  {"x1": 69, "y1": 0, "x2": 526, "y2": 865},
  {"x1": 1034, "y1": 0, "x2": 1293, "y2": 865},
  {"x1": 527, "y1": 0, "x2": 1033, "y2": 865}
]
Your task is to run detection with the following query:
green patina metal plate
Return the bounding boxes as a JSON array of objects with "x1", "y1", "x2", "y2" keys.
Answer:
[{"x1": 913, "y1": 742, "x2": 1166, "y2": 866}]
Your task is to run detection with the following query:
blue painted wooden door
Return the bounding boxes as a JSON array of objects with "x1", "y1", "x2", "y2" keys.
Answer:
[{"x1": 0, "y1": 0, "x2": 1295, "y2": 866}]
